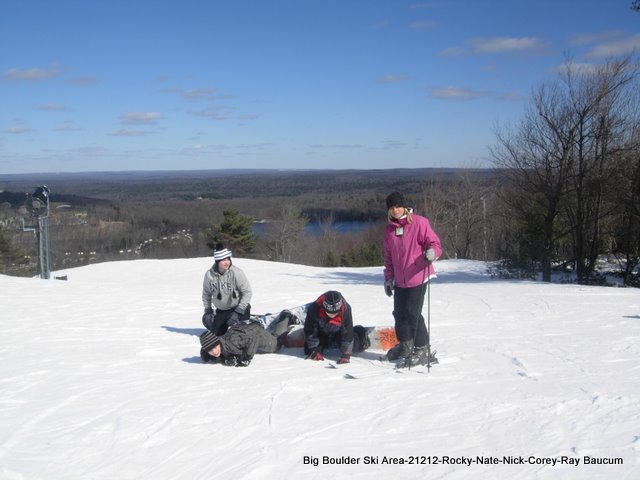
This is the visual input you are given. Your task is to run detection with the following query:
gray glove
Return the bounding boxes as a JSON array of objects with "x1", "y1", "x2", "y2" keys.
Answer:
[
  {"x1": 424, "y1": 248, "x2": 436, "y2": 262},
  {"x1": 227, "y1": 311, "x2": 240, "y2": 326},
  {"x1": 384, "y1": 279, "x2": 394, "y2": 297}
]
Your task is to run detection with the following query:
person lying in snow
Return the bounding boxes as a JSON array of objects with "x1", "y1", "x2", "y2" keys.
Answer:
[
  {"x1": 199, "y1": 311, "x2": 294, "y2": 367},
  {"x1": 303, "y1": 290, "x2": 369, "y2": 364}
]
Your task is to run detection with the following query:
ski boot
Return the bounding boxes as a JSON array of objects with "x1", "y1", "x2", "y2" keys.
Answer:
[
  {"x1": 400, "y1": 346, "x2": 438, "y2": 368},
  {"x1": 385, "y1": 340, "x2": 413, "y2": 362},
  {"x1": 274, "y1": 313, "x2": 296, "y2": 350}
]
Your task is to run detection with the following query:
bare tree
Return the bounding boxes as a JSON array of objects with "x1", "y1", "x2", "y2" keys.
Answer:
[
  {"x1": 263, "y1": 205, "x2": 308, "y2": 263},
  {"x1": 491, "y1": 79, "x2": 576, "y2": 281},
  {"x1": 491, "y1": 55, "x2": 640, "y2": 283},
  {"x1": 560, "y1": 57, "x2": 639, "y2": 281}
]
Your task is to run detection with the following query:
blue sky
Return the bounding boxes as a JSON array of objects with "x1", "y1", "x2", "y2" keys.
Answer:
[{"x1": 1, "y1": 0, "x2": 639, "y2": 174}]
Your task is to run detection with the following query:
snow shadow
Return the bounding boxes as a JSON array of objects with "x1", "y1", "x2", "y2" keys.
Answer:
[
  {"x1": 182, "y1": 356, "x2": 204, "y2": 364},
  {"x1": 279, "y1": 264, "x2": 495, "y2": 286},
  {"x1": 434, "y1": 270, "x2": 494, "y2": 284},
  {"x1": 283, "y1": 270, "x2": 382, "y2": 286},
  {"x1": 324, "y1": 271, "x2": 382, "y2": 285},
  {"x1": 162, "y1": 325, "x2": 204, "y2": 337},
  {"x1": 323, "y1": 268, "x2": 492, "y2": 285}
]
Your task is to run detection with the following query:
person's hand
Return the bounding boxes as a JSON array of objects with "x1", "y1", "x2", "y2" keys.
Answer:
[
  {"x1": 236, "y1": 356, "x2": 251, "y2": 367},
  {"x1": 224, "y1": 356, "x2": 238, "y2": 366},
  {"x1": 337, "y1": 355, "x2": 350, "y2": 364},
  {"x1": 200, "y1": 348, "x2": 212, "y2": 363},
  {"x1": 202, "y1": 308, "x2": 214, "y2": 329},
  {"x1": 227, "y1": 311, "x2": 240, "y2": 325},
  {"x1": 384, "y1": 279, "x2": 394, "y2": 297},
  {"x1": 306, "y1": 349, "x2": 324, "y2": 361},
  {"x1": 424, "y1": 248, "x2": 436, "y2": 262}
]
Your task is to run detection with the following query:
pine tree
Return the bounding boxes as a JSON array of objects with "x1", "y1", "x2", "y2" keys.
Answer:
[{"x1": 206, "y1": 209, "x2": 256, "y2": 256}]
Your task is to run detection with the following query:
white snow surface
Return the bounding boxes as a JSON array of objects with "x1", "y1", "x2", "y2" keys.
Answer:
[{"x1": 1, "y1": 257, "x2": 639, "y2": 480}]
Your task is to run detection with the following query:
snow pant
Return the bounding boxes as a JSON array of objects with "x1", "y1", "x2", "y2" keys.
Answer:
[
  {"x1": 256, "y1": 328, "x2": 280, "y2": 354},
  {"x1": 204, "y1": 305, "x2": 252, "y2": 336},
  {"x1": 303, "y1": 327, "x2": 368, "y2": 355},
  {"x1": 304, "y1": 331, "x2": 340, "y2": 355},
  {"x1": 256, "y1": 317, "x2": 291, "y2": 354},
  {"x1": 393, "y1": 283, "x2": 428, "y2": 348}
]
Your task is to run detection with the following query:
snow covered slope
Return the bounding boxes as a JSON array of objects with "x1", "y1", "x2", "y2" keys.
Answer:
[{"x1": 1, "y1": 258, "x2": 638, "y2": 479}]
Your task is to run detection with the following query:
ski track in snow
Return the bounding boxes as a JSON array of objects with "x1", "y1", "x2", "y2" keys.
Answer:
[{"x1": 1, "y1": 258, "x2": 640, "y2": 479}]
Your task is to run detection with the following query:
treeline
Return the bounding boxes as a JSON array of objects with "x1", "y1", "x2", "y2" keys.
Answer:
[
  {"x1": 0, "y1": 169, "x2": 497, "y2": 276},
  {"x1": 1, "y1": 148, "x2": 638, "y2": 285}
]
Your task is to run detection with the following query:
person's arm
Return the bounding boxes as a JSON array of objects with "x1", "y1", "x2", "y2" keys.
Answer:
[{"x1": 233, "y1": 268, "x2": 252, "y2": 314}]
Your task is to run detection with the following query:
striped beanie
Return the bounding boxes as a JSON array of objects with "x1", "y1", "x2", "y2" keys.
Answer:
[
  {"x1": 200, "y1": 330, "x2": 221, "y2": 351},
  {"x1": 213, "y1": 243, "x2": 232, "y2": 262}
]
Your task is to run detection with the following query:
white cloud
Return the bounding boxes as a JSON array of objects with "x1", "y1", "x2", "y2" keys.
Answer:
[
  {"x1": 188, "y1": 107, "x2": 233, "y2": 121},
  {"x1": 4, "y1": 125, "x2": 33, "y2": 134},
  {"x1": 109, "y1": 128, "x2": 151, "y2": 137},
  {"x1": 377, "y1": 74, "x2": 410, "y2": 84},
  {"x1": 409, "y1": 20, "x2": 436, "y2": 30},
  {"x1": 54, "y1": 120, "x2": 82, "y2": 132},
  {"x1": 1, "y1": 62, "x2": 60, "y2": 82},
  {"x1": 67, "y1": 76, "x2": 98, "y2": 86},
  {"x1": 309, "y1": 143, "x2": 365, "y2": 149},
  {"x1": 429, "y1": 86, "x2": 487, "y2": 100},
  {"x1": 38, "y1": 104, "x2": 70, "y2": 112},
  {"x1": 441, "y1": 37, "x2": 548, "y2": 57},
  {"x1": 469, "y1": 37, "x2": 546, "y2": 54},
  {"x1": 120, "y1": 112, "x2": 163, "y2": 125},
  {"x1": 183, "y1": 88, "x2": 218, "y2": 100},
  {"x1": 4, "y1": 120, "x2": 33, "y2": 134},
  {"x1": 585, "y1": 34, "x2": 640, "y2": 58}
]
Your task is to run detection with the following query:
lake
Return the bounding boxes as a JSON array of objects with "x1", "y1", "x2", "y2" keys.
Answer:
[{"x1": 252, "y1": 220, "x2": 379, "y2": 236}]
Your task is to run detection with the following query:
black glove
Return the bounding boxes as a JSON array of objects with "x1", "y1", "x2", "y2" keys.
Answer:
[
  {"x1": 200, "y1": 348, "x2": 212, "y2": 363},
  {"x1": 202, "y1": 308, "x2": 214, "y2": 329},
  {"x1": 236, "y1": 356, "x2": 251, "y2": 367},
  {"x1": 224, "y1": 355, "x2": 238, "y2": 367}
]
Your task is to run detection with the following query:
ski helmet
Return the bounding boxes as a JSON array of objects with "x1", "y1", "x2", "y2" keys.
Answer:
[{"x1": 322, "y1": 290, "x2": 344, "y2": 313}]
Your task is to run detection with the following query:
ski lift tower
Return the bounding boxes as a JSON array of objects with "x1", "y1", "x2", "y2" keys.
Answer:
[{"x1": 24, "y1": 186, "x2": 51, "y2": 279}]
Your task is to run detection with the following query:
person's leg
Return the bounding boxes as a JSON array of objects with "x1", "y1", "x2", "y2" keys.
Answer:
[{"x1": 403, "y1": 284, "x2": 428, "y2": 348}]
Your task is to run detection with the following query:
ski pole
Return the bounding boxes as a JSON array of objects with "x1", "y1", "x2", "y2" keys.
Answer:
[{"x1": 426, "y1": 266, "x2": 432, "y2": 373}]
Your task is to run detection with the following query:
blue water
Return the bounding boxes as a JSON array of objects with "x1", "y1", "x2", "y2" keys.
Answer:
[{"x1": 252, "y1": 221, "x2": 375, "y2": 236}]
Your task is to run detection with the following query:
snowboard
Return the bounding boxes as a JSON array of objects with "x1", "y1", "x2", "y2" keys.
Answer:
[
  {"x1": 251, "y1": 303, "x2": 311, "y2": 331},
  {"x1": 281, "y1": 325, "x2": 397, "y2": 351},
  {"x1": 252, "y1": 303, "x2": 398, "y2": 352}
]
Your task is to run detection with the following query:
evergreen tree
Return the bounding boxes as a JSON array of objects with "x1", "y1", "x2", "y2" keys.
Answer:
[
  {"x1": 0, "y1": 227, "x2": 28, "y2": 273},
  {"x1": 206, "y1": 209, "x2": 256, "y2": 256}
]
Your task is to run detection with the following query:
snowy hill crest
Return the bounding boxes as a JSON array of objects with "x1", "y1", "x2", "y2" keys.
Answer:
[{"x1": 1, "y1": 258, "x2": 639, "y2": 479}]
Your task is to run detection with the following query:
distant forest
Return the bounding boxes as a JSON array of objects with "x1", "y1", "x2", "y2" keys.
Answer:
[
  {"x1": 1, "y1": 168, "x2": 502, "y2": 275},
  {"x1": 1, "y1": 158, "x2": 639, "y2": 287}
]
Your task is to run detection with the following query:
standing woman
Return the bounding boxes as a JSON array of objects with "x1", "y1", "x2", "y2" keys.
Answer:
[{"x1": 383, "y1": 192, "x2": 442, "y2": 366}]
